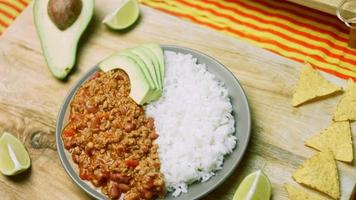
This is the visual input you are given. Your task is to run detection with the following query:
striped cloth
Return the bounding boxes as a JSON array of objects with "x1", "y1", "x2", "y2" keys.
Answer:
[
  {"x1": 1, "y1": 0, "x2": 356, "y2": 80},
  {"x1": 0, "y1": 0, "x2": 30, "y2": 33}
]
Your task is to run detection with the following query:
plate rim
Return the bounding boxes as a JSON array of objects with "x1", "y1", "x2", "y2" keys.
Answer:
[{"x1": 56, "y1": 45, "x2": 251, "y2": 200}]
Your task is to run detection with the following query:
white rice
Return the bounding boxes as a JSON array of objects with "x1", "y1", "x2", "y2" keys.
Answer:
[{"x1": 146, "y1": 51, "x2": 236, "y2": 196}]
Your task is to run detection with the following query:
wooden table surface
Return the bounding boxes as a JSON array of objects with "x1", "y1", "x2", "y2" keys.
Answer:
[{"x1": 0, "y1": 1, "x2": 355, "y2": 200}]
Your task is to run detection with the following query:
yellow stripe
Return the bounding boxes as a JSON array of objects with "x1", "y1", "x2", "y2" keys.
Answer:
[
  {"x1": 213, "y1": 0, "x2": 349, "y2": 40},
  {"x1": 0, "y1": 14, "x2": 13, "y2": 25},
  {"x1": 142, "y1": 0, "x2": 356, "y2": 77},
  {"x1": 184, "y1": 0, "x2": 349, "y2": 47},
  {"x1": 0, "y1": 4, "x2": 19, "y2": 17},
  {"x1": 0, "y1": 24, "x2": 5, "y2": 33},
  {"x1": 7, "y1": 0, "x2": 27, "y2": 10},
  {"x1": 224, "y1": 31, "x2": 356, "y2": 78},
  {"x1": 147, "y1": 0, "x2": 356, "y2": 72}
]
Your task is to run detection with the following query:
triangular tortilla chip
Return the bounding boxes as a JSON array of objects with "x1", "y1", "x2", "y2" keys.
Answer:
[
  {"x1": 292, "y1": 64, "x2": 341, "y2": 107},
  {"x1": 292, "y1": 151, "x2": 340, "y2": 199},
  {"x1": 285, "y1": 184, "x2": 328, "y2": 200},
  {"x1": 305, "y1": 121, "x2": 353, "y2": 162},
  {"x1": 334, "y1": 79, "x2": 356, "y2": 121}
]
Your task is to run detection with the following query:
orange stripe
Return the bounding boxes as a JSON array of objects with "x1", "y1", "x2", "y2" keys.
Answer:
[
  {"x1": 176, "y1": 0, "x2": 356, "y2": 68},
  {"x1": 0, "y1": 1, "x2": 21, "y2": 12},
  {"x1": 0, "y1": 17, "x2": 8, "y2": 27},
  {"x1": 249, "y1": 0, "x2": 348, "y2": 33},
  {"x1": 17, "y1": 0, "x2": 28, "y2": 7},
  {"x1": 0, "y1": 8, "x2": 16, "y2": 19},
  {"x1": 143, "y1": 2, "x2": 353, "y2": 79},
  {"x1": 204, "y1": 0, "x2": 348, "y2": 43},
  {"x1": 269, "y1": 48, "x2": 355, "y2": 80}
]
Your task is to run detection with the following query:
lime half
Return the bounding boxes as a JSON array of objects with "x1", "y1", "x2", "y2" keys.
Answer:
[
  {"x1": 0, "y1": 132, "x2": 31, "y2": 176},
  {"x1": 233, "y1": 170, "x2": 272, "y2": 200},
  {"x1": 103, "y1": 0, "x2": 140, "y2": 30}
]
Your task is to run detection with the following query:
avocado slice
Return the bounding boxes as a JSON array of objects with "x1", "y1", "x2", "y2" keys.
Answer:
[
  {"x1": 139, "y1": 46, "x2": 163, "y2": 90},
  {"x1": 129, "y1": 48, "x2": 162, "y2": 92},
  {"x1": 33, "y1": 0, "x2": 94, "y2": 79},
  {"x1": 118, "y1": 51, "x2": 161, "y2": 102},
  {"x1": 142, "y1": 43, "x2": 165, "y2": 86},
  {"x1": 98, "y1": 55, "x2": 153, "y2": 105}
]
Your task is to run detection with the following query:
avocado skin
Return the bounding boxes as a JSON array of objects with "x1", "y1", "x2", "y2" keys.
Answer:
[{"x1": 33, "y1": 0, "x2": 94, "y2": 79}]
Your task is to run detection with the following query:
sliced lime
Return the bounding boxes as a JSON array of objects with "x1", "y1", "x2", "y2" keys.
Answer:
[
  {"x1": 0, "y1": 132, "x2": 31, "y2": 176},
  {"x1": 233, "y1": 170, "x2": 272, "y2": 200},
  {"x1": 103, "y1": 0, "x2": 140, "y2": 30}
]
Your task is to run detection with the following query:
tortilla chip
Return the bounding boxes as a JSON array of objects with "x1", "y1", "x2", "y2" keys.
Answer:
[
  {"x1": 292, "y1": 64, "x2": 341, "y2": 107},
  {"x1": 334, "y1": 79, "x2": 356, "y2": 121},
  {"x1": 305, "y1": 121, "x2": 353, "y2": 162},
  {"x1": 292, "y1": 151, "x2": 340, "y2": 199},
  {"x1": 285, "y1": 184, "x2": 329, "y2": 200}
]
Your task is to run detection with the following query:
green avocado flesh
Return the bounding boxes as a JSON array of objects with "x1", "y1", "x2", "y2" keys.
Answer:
[
  {"x1": 99, "y1": 55, "x2": 152, "y2": 105},
  {"x1": 118, "y1": 51, "x2": 161, "y2": 102},
  {"x1": 129, "y1": 48, "x2": 162, "y2": 91},
  {"x1": 99, "y1": 44, "x2": 165, "y2": 105},
  {"x1": 142, "y1": 43, "x2": 165, "y2": 88},
  {"x1": 33, "y1": 0, "x2": 94, "y2": 79}
]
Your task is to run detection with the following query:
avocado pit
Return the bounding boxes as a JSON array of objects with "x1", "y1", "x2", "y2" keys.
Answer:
[{"x1": 47, "y1": 0, "x2": 82, "y2": 30}]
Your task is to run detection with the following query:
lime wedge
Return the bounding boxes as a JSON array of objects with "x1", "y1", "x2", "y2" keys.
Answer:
[
  {"x1": 233, "y1": 170, "x2": 272, "y2": 200},
  {"x1": 0, "y1": 132, "x2": 31, "y2": 176},
  {"x1": 103, "y1": 0, "x2": 140, "y2": 30}
]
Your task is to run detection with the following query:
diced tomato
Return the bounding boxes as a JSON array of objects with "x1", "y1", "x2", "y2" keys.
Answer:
[
  {"x1": 125, "y1": 159, "x2": 139, "y2": 168},
  {"x1": 79, "y1": 169, "x2": 92, "y2": 180},
  {"x1": 63, "y1": 127, "x2": 76, "y2": 137}
]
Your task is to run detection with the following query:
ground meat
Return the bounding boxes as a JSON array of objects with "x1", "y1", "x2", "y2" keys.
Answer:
[{"x1": 62, "y1": 70, "x2": 166, "y2": 200}]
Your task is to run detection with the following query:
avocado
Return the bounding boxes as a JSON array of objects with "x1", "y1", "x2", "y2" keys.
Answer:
[
  {"x1": 33, "y1": 0, "x2": 94, "y2": 79},
  {"x1": 99, "y1": 55, "x2": 152, "y2": 105},
  {"x1": 142, "y1": 43, "x2": 165, "y2": 86},
  {"x1": 118, "y1": 51, "x2": 161, "y2": 102},
  {"x1": 129, "y1": 48, "x2": 162, "y2": 91},
  {"x1": 139, "y1": 46, "x2": 163, "y2": 90}
]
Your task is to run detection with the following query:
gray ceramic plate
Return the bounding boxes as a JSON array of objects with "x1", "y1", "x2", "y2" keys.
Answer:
[{"x1": 56, "y1": 45, "x2": 251, "y2": 200}]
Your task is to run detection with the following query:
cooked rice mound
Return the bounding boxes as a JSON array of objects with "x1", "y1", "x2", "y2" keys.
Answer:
[{"x1": 146, "y1": 51, "x2": 236, "y2": 196}]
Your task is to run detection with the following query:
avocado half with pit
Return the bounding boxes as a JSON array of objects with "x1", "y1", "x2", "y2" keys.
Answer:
[
  {"x1": 33, "y1": 0, "x2": 94, "y2": 79},
  {"x1": 99, "y1": 44, "x2": 165, "y2": 105}
]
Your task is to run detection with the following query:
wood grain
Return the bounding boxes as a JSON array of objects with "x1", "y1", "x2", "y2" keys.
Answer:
[{"x1": 0, "y1": 1, "x2": 355, "y2": 200}]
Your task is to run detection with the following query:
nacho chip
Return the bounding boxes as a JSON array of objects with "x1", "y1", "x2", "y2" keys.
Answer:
[
  {"x1": 292, "y1": 151, "x2": 340, "y2": 199},
  {"x1": 334, "y1": 79, "x2": 356, "y2": 121},
  {"x1": 305, "y1": 121, "x2": 353, "y2": 162},
  {"x1": 292, "y1": 64, "x2": 341, "y2": 107},
  {"x1": 285, "y1": 184, "x2": 328, "y2": 200}
]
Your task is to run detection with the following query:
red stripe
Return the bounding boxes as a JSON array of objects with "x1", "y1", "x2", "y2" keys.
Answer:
[
  {"x1": 177, "y1": 0, "x2": 356, "y2": 69},
  {"x1": 203, "y1": 0, "x2": 348, "y2": 43},
  {"x1": 0, "y1": 1, "x2": 21, "y2": 12},
  {"x1": 249, "y1": 0, "x2": 348, "y2": 33},
  {"x1": 143, "y1": 2, "x2": 354, "y2": 78}
]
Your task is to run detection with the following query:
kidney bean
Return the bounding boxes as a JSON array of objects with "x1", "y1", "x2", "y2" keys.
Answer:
[
  {"x1": 118, "y1": 183, "x2": 130, "y2": 192},
  {"x1": 124, "y1": 122, "x2": 134, "y2": 133},
  {"x1": 109, "y1": 183, "x2": 122, "y2": 200},
  {"x1": 146, "y1": 118, "x2": 154, "y2": 129},
  {"x1": 143, "y1": 190, "x2": 153, "y2": 199},
  {"x1": 125, "y1": 159, "x2": 139, "y2": 168}
]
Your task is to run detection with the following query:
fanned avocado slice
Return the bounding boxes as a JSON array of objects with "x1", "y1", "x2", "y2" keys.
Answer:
[
  {"x1": 118, "y1": 51, "x2": 161, "y2": 102},
  {"x1": 33, "y1": 0, "x2": 94, "y2": 79},
  {"x1": 142, "y1": 43, "x2": 165, "y2": 86},
  {"x1": 139, "y1": 46, "x2": 163, "y2": 90},
  {"x1": 129, "y1": 48, "x2": 162, "y2": 93},
  {"x1": 99, "y1": 55, "x2": 153, "y2": 105}
]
